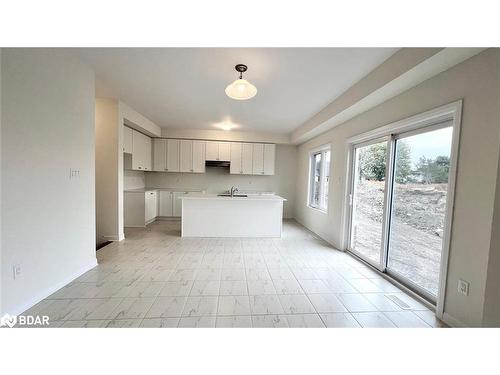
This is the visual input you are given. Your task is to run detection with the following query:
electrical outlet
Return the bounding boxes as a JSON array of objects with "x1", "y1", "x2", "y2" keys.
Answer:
[
  {"x1": 13, "y1": 265, "x2": 21, "y2": 280},
  {"x1": 458, "y1": 279, "x2": 470, "y2": 296}
]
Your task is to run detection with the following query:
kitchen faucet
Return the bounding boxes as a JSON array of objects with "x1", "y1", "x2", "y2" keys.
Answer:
[{"x1": 230, "y1": 186, "x2": 239, "y2": 197}]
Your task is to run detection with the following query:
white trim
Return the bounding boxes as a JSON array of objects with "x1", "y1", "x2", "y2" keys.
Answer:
[
  {"x1": 102, "y1": 233, "x2": 124, "y2": 241},
  {"x1": 342, "y1": 100, "x2": 463, "y2": 318},
  {"x1": 3, "y1": 259, "x2": 98, "y2": 316},
  {"x1": 307, "y1": 145, "x2": 331, "y2": 212}
]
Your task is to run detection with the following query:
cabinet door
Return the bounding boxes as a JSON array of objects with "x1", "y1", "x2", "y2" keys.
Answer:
[
  {"x1": 172, "y1": 192, "x2": 184, "y2": 217},
  {"x1": 230, "y1": 142, "x2": 242, "y2": 174},
  {"x1": 263, "y1": 144, "x2": 275, "y2": 175},
  {"x1": 192, "y1": 141, "x2": 206, "y2": 173},
  {"x1": 143, "y1": 135, "x2": 152, "y2": 171},
  {"x1": 145, "y1": 191, "x2": 157, "y2": 222},
  {"x1": 180, "y1": 140, "x2": 193, "y2": 172},
  {"x1": 241, "y1": 143, "x2": 253, "y2": 175},
  {"x1": 252, "y1": 143, "x2": 264, "y2": 175},
  {"x1": 166, "y1": 139, "x2": 180, "y2": 172},
  {"x1": 159, "y1": 191, "x2": 173, "y2": 216},
  {"x1": 218, "y1": 142, "x2": 231, "y2": 161},
  {"x1": 206, "y1": 141, "x2": 219, "y2": 160},
  {"x1": 123, "y1": 126, "x2": 133, "y2": 153},
  {"x1": 153, "y1": 139, "x2": 167, "y2": 171},
  {"x1": 132, "y1": 130, "x2": 146, "y2": 170}
]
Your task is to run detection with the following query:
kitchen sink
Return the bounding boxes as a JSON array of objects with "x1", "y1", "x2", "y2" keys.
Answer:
[{"x1": 217, "y1": 194, "x2": 248, "y2": 197}]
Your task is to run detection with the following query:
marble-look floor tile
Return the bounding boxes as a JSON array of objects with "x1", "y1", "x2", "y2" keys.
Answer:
[
  {"x1": 363, "y1": 294, "x2": 402, "y2": 312},
  {"x1": 308, "y1": 294, "x2": 347, "y2": 313},
  {"x1": 159, "y1": 281, "x2": 194, "y2": 296},
  {"x1": 384, "y1": 311, "x2": 430, "y2": 328},
  {"x1": 251, "y1": 314, "x2": 288, "y2": 328},
  {"x1": 272, "y1": 279, "x2": 304, "y2": 294},
  {"x1": 320, "y1": 313, "x2": 361, "y2": 328},
  {"x1": 190, "y1": 280, "x2": 221, "y2": 296},
  {"x1": 220, "y1": 268, "x2": 246, "y2": 281},
  {"x1": 178, "y1": 316, "x2": 216, "y2": 328},
  {"x1": 182, "y1": 297, "x2": 219, "y2": 317},
  {"x1": 247, "y1": 280, "x2": 276, "y2": 295},
  {"x1": 352, "y1": 312, "x2": 396, "y2": 328},
  {"x1": 146, "y1": 297, "x2": 187, "y2": 318},
  {"x1": 412, "y1": 310, "x2": 446, "y2": 327},
  {"x1": 219, "y1": 281, "x2": 248, "y2": 295},
  {"x1": 217, "y1": 296, "x2": 251, "y2": 316},
  {"x1": 348, "y1": 279, "x2": 384, "y2": 293},
  {"x1": 61, "y1": 320, "x2": 107, "y2": 328},
  {"x1": 298, "y1": 279, "x2": 331, "y2": 294},
  {"x1": 108, "y1": 297, "x2": 155, "y2": 320},
  {"x1": 278, "y1": 295, "x2": 316, "y2": 314},
  {"x1": 216, "y1": 315, "x2": 252, "y2": 328},
  {"x1": 280, "y1": 314, "x2": 325, "y2": 328},
  {"x1": 249, "y1": 295, "x2": 284, "y2": 315},
  {"x1": 124, "y1": 282, "x2": 165, "y2": 298},
  {"x1": 168, "y1": 269, "x2": 198, "y2": 281},
  {"x1": 337, "y1": 294, "x2": 378, "y2": 312},
  {"x1": 267, "y1": 267, "x2": 295, "y2": 280},
  {"x1": 140, "y1": 318, "x2": 180, "y2": 328},
  {"x1": 102, "y1": 319, "x2": 142, "y2": 328}
]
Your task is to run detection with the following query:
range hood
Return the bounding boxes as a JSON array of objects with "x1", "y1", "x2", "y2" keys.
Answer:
[{"x1": 205, "y1": 160, "x2": 230, "y2": 168}]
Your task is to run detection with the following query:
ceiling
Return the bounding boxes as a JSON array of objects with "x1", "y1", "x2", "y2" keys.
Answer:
[{"x1": 77, "y1": 48, "x2": 397, "y2": 134}]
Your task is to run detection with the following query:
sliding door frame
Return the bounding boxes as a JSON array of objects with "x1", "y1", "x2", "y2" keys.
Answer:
[{"x1": 342, "y1": 100, "x2": 463, "y2": 319}]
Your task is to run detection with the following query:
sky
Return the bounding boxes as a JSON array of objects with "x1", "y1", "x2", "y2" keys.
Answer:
[{"x1": 400, "y1": 126, "x2": 453, "y2": 167}]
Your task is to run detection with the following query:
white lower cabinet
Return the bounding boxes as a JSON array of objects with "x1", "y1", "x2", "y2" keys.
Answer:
[
  {"x1": 159, "y1": 191, "x2": 174, "y2": 216},
  {"x1": 145, "y1": 191, "x2": 158, "y2": 223},
  {"x1": 124, "y1": 190, "x2": 157, "y2": 227},
  {"x1": 172, "y1": 192, "x2": 184, "y2": 217}
]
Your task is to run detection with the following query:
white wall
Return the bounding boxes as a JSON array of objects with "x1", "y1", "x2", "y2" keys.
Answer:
[
  {"x1": 124, "y1": 170, "x2": 146, "y2": 190},
  {"x1": 1, "y1": 49, "x2": 96, "y2": 315},
  {"x1": 294, "y1": 49, "x2": 500, "y2": 327},
  {"x1": 146, "y1": 144, "x2": 297, "y2": 218},
  {"x1": 95, "y1": 99, "x2": 121, "y2": 244}
]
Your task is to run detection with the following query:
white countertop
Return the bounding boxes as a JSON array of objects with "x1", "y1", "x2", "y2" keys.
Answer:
[
  {"x1": 124, "y1": 188, "x2": 204, "y2": 193},
  {"x1": 178, "y1": 193, "x2": 286, "y2": 201}
]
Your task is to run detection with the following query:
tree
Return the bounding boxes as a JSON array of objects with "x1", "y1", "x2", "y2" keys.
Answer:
[
  {"x1": 359, "y1": 143, "x2": 387, "y2": 181},
  {"x1": 358, "y1": 141, "x2": 412, "y2": 183},
  {"x1": 415, "y1": 155, "x2": 450, "y2": 183},
  {"x1": 395, "y1": 141, "x2": 412, "y2": 183}
]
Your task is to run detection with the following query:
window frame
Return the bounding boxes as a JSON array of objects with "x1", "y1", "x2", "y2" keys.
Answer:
[{"x1": 308, "y1": 145, "x2": 331, "y2": 212}]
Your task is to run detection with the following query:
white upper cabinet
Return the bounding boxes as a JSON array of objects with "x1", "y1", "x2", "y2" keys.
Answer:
[
  {"x1": 263, "y1": 144, "x2": 275, "y2": 175},
  {"x1": 166, "y1": 139, "x2": 180, "y2": 172},
  {"x1": 206, "y1": 141, "x2": 219, "y2": 160},
  {"x1": 206, "y1": 141, "x2": 230, "y2": 161},
  {"x1": 218, "y1": 142, "x2": 231, "y2": 161},
  {"x1": 242, "y1": 143, "x2": 254, "y2": 174},
  {"x1": 123, "y1": 126, "x2": 133, "y2": 153},
  {"x1": 180, "y1": 140, "x2": 193, "y2": 172},
  {"x1": 230, "y1": 142, "x2": 242, "y2": 174},
  {"x1": 252, "y1": 143, "x2": 265, "y2": 175},
  {"x1": 230, "y1": 142, "x2": 254, "y2": 175},
  {"x1": 192, "y1": 141, "x2": 206, "y2": 173},
  {"x1": 151, "y1": 138, "x2": 274, "y2": 175},
  {"x1": 153, "y1": 138, "x2": 167, "y2": 171},
  {"x1": 132, "y1": 129, "x2": 152, "y2": 171}
]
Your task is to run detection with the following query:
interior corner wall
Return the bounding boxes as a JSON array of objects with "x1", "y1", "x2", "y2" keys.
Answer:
[
  {"x1": 1, "y1": 49, "x2": 97, "y2": 315},
  {"x1": 294, "y1": 48, "x2": 500, "y2": 327},
  {"x1": 95, "y1": 98, "x2": 122, "y2": 244},
  {"x1": 482, "y1": 139, "x2": 500, "y2": 327}
]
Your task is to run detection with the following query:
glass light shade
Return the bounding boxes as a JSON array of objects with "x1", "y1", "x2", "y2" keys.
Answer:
[{"x1": 225, "y1": 78, "x2": 257, "y2": 100}]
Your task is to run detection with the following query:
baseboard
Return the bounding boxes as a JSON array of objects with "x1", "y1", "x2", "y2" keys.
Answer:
[
  {"x1": 154, "y1": 217, "x2": 181, "y2": 221},
  {"x1": 293, "y1": 217, "x2": 338, "y2": 248},
  {"x1": 4, "y1": 259, "x2": 98, "y2": 316},
  {"x1": 102, "y1": 233, "x2": 124, "y2": 241},
  {"x1": 442, "y1": 312, "x2": 467, "y2": 328}
]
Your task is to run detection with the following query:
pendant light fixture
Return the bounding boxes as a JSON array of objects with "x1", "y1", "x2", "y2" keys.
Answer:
[{"x1": 225, "y1": 64, "x2": 257, "y2": 100}]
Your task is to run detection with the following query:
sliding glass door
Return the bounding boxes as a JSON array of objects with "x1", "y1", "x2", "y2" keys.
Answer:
[
  {"x1": 349, "y1": 139, "x2": 389, "y2": 268},
  {"x1": 348, "y1": 121, "x2": 455, "y2": 303},
  {"x1": 386, "y1": 125, "x2": 453, "y2": 300}
]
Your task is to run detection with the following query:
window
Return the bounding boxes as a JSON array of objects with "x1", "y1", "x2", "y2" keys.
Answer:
[{"x1": 308, "y1": 147, "x2": 331, "y2": 211}]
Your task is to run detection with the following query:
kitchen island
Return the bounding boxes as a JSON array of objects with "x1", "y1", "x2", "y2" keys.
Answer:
[{"x1": 179, "y1": 194, "x2": 286, "y2": 237}]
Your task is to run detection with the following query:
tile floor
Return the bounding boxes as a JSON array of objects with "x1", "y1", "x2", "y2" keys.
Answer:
[{"x1": 22, "y1": 220, "x2": 446, "y2": 328}]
